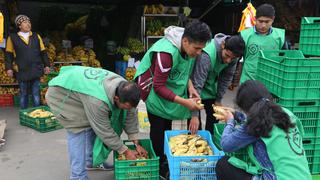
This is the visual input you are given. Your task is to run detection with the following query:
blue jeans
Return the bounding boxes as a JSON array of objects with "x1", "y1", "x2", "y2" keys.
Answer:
[
  {"x1": 67, "y1": 128, "x2": 96, "y2": 180},
  {"x1": 19, "y1": 79, "x2": 41, "y2": 109}
]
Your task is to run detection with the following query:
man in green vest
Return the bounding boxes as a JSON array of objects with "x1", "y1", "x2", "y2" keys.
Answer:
[
  {"x1": 240, "y1": 4, "x2": 285, "y2": 83},
  {"x1": 46, "y1": 66, "x2": 147, "y2": 180},
  {"x1": 134, "y1": 20, "x2": 211, "y2": 179},
  {"x1": 189, "y1": 34, "x2": 245, "y2": 134}
]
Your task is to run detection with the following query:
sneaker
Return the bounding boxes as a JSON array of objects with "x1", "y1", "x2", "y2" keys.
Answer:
[{"x1": 86, "y1": 163, "x2": 114, "y2": 171}]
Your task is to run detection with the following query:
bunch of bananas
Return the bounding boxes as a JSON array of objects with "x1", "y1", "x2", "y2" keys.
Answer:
[
  {"x1": 72, "y1": 46, "x2": 101, "y2": 67},
  {"x1": 64, "y1": 15, "x2": 88, "y2": 34},
  {"x1": 143, "y1": 4, "x2": 165, "y2": 14},
  {"x1": 118, "y1": 149, "x2": 149, "y2": 162},
  {"x1": 0, "y1": 60, "x2": 17, "y2": 84},
  {"x1": 46, "y1": 43, "x2": 56, "y2": 64},
  {"x1": 0, "y1": 87, "x2": 18, "y2": 95},
  {"x1": 27, "y1": 109, "x2": 53, "y2": 118},
  {"x1": 127, "y1": 38, "x2": 144, "y2": 54},
  {"x1": 212, "y1": 105, "x2": 235, "y2": 120},
  {"x1": 169, "y1": 134, "x2": 213, "y2": 156},
  {"x1": 40, "y1": 87, "x2": 48, "y2": 105},
  {"x1": 56, "y1": 52, "x2": 75, "y2": 62}
]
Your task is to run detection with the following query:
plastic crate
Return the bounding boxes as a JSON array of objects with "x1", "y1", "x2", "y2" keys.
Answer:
[
  {"x1": 164, "y1": 130, "x2": 224, "y2": 180},
  {"x1": 257, "y1": 50, "x2": 320, "y2": 99},
  {"x1": 313, "y1": 174, "x2": 320, "y2": 180},
  {"x1": 299, "y1": 17, "x2": 320, "y2": 56},
  {"x1": 19, "y1": 106, "x2": 62, "y2": 133},
  {"x1": 272, "y1": 94, "x2": 320, "y2": 111},
  {"x1": 14, "y1": 95, "x2": 33, "y2": 107},
  {"x1": 304, "y1": 147, "x2": 320, "y2": 174},
  {"x1": 114, "y1": 139, "x2": 159, "y2": 180},
  {"x1": 0, "y1": 94, "x2": 13, "y2": 107},
  {"x1": 213, "y1": 124, "x2": 250, "y2": 163}
]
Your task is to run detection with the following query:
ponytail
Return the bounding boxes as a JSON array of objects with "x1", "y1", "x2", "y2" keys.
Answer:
[{"x1": 246, "y1": 98, "x2": 295, "y2": 137}]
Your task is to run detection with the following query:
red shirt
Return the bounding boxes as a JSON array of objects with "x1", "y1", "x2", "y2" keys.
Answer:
[{"x1": 137, "y1": 52, "x2": 176, "y2": 102}]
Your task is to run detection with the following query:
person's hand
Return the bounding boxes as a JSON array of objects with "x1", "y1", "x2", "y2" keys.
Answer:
[
  {"x1": 185, "y1": 98, "x2": 203, "y2": 111},
  {"x1": 44, "y1": 67, "x2": 50, "y2": 74},
  {"x1": 189, "y1": 116, "x2": 199, "y2": 134},
  {"x1": 6, "y1": 70, "x2": 13, "y2": 77},
  {"x1": 124, "y1": 149, "x2": 137, "y2": 160},
  {"x1": 214, "y1": 106, "x2": 234, "y2": 122},
  {"x1": 188, "y1": 79, "x2": 199, "y2": 98},
  {"x1": 188, "y1": 85, "x2": 199, "y2": 98},
  {"x1": 135, "y1": 144, "x2": 148, "y2": 157}
]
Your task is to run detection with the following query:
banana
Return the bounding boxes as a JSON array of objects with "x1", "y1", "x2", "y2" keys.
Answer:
[{"x1": 213, "y1": 113, "x2": 225, "y2": 120}]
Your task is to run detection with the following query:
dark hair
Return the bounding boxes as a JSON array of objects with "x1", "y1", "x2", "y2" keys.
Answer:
[
  {"x1": 224, "y1": 35, "x2": 245, "y2": 57},
  {"x1": 236, "y1": 80, "x2": 295, "y2": 137},
  {"x1": 256, "y1": 4, "x2": 275, "y2": 18},
  {"x1": 182, "y1": 20, "x2": 212, "y2": 44},
  {"x1": 116, "y1": 81, "x2": 141, "y2": 107}
]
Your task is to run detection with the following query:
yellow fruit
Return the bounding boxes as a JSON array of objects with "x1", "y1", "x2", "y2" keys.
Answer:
[{"x1": 123, "y1": 55, "x2": 131, "y2": 61}]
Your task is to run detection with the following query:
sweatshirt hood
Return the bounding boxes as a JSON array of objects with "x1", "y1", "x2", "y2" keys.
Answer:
[
  {"x1": 103, "y1": 75, "x2": 126, "y2": 105},
  {"x1": 214, "y1": 33, "x2": 230, "y2": 63},
  {"x1": 164, "y1": 26, "x2": 185, "y2": 51}
]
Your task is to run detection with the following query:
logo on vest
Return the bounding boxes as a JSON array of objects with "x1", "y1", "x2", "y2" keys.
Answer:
[
  {"x1": 248, "y1": 44, "x2": 260, "y2": 55},
  {"x1": 84, "y1": 68, "x2": 108, "y2": 80},
  {"x1": 286, "y1": 128, "x2": 304, "y2": 156},
  {"x1": 169, "y1": 69, "x2": 182, "y2": 80}
]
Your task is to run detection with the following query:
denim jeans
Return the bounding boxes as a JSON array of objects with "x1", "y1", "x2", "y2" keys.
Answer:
[
  {"x1": 19, "y1": 79, "x2": 41, "y2": 109},
  {"x1": 67, "y1": 128, "x2": 96, "y2": 180}
]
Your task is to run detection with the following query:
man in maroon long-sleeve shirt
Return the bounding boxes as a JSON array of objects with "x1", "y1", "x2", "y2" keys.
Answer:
[{"x1": 135, "y1": 20, "x2": 212, "y2": 179}]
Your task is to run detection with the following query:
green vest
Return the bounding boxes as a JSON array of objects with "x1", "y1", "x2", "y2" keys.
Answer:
[
  {"x1": 49, "y1": 66, "x2": 127, "y2": 166},
  {"x1": 229, "y1": 108, "x2": 311, "y2": 179},
  {"x1": 134, "y1": 38, "x2": 195, "y2": 120},
  {"x1": 201, "y1": 40, "x2": 228, "y2": 99},
  {"x1": 240, "y1": 27, "x2": 285, "y2": 83}
]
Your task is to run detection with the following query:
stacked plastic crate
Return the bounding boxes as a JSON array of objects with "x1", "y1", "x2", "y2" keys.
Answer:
[{"x1": 257, "y1": 17, "x2": 320, "y2": 175}]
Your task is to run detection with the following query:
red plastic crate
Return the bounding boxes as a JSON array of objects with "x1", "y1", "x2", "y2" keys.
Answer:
[{"x1": 0, "y1": 94, "x2": 14, "y2": 107}]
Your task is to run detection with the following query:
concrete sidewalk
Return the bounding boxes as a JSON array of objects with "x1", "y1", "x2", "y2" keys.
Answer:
[{"x1": 0, "y1": 89, "x2": 237, "y2": 180}]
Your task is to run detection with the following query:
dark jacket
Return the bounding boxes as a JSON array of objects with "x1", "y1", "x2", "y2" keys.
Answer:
[{"x1": 5, "y1": 32, "x2": 49, "y2": 81}]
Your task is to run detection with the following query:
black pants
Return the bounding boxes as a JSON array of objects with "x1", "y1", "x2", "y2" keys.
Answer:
[
  {"x1": 216, "y1": 156, "x2": 253, "y2": 180},
  {"x1": 187, "y1": 99, "x2": 218, "y2": 134},
  {"x1": 147, "y1": 112, "x2": 172, "y2": 165}
]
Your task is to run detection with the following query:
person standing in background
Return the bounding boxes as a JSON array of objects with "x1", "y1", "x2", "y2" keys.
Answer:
[
  {"x1": 5, "y1": 15, "x2": 50, "y2": 109},
  {"x1": 240, "y1": 4, "x2": 285, "y2": 83}
]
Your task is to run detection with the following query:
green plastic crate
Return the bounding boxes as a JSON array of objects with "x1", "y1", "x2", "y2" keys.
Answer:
[
  {"x1": 14, "y1": 95, "x2": 34, "y2": 107},
  {"x1": 19, "y1": 106, "x2": 62, "y2": 133},
  {"x1": 299, "y1": 17, "x2": 320, "y2": 56},
  {"x1": 304, "y1": 147, "x2": 320, "y2": 174},
  {"x1": 272, "y1": 94, "x2": 320, "y2": 112},
  {"x1": 313, "y1": 174, "x2": 320, "y2": 180},
  {"x1": 114, "y1": 139, "x2": 159, "y2": 180},
  {"x1": 213, "y1": 123, "x2": 250, "y2": 163},
  {"x1": 257, "y1": 50, "x2": 320, "y2": 100}
]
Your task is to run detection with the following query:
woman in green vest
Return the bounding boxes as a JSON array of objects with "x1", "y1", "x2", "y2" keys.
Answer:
[
  {"x1": 46, "y1": 66, "x2": 147, "y2": 180},
  {"x1": 215, "y1": 80, "x2": 311, "y2": 180},
  {"x1": 134, "y1": 20, "x2": 211, "y2": 179},
  {"x1": 240, "y1": 4, "x2": 286, "y2": 84}
]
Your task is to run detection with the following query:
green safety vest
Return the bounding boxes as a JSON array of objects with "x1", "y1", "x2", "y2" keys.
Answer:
[
  {"x1": 228, "y1": 108, "x2": 311, "y2": 179},
  {"x1": 49, "y1": 66, "x2": 127, "y2": 166},
  {"x1": 200, "y1": 40, "x2": 230, "y2": 99},
  {"x1": 240, "y1": 27, "x2": 285, "y2": 83},
  {"x1": 134, "y1": 38, "x2": 195, "y2": 120}
]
